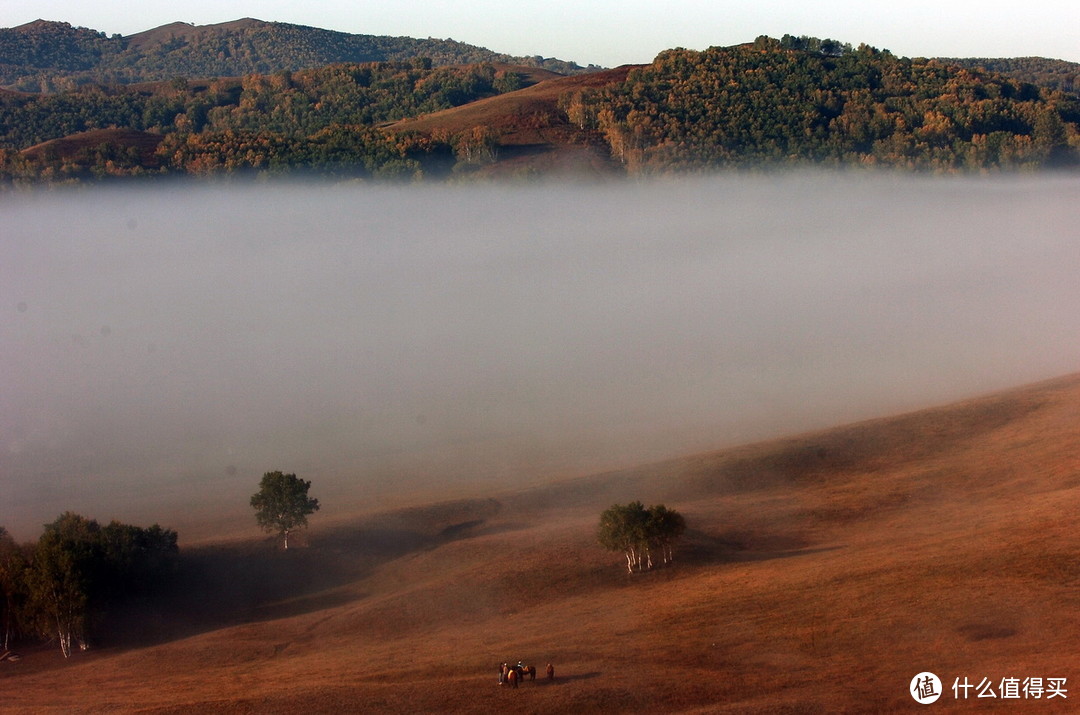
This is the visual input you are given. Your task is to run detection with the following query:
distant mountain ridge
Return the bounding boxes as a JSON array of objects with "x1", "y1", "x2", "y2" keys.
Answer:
[{"x1": 0, "y1": 18, "x2": 596, "y2": 90}]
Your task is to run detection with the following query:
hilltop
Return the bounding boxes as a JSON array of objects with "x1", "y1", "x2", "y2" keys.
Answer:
[
  {"x1": 2, "y1": 372, "x2": 1079, "y2": 711},
  {"x1": 0, "y1": 18, "x2": 594, "y2": 90}
]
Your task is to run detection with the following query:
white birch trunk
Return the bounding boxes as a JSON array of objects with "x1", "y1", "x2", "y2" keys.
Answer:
[{"x1": 58, "y1": 626, "x2": 71, "y2": 658}]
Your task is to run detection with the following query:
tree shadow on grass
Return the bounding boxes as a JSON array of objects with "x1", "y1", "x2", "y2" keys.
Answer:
[
  {"x1": 682, "y1": 529, "x2": 846, "y2": 566},
  {"x1": 104, "y1": 498, "x2": 505, "y2": 648},
  {"x1": 548, "y1": 671, "x2": 602, "y2": 684},
  {"x1": 507, "y1": 672, "x2": 602, "y2": 688}
]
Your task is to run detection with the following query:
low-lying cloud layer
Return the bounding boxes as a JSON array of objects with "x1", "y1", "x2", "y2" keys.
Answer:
[{"x1": 3, "y1": 175, "x2": 1078, "y2": 540}]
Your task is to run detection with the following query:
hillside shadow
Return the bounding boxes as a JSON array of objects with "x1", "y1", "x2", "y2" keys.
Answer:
[
  {"x1": 103, "y1": 499, "x2": 504, "y2": 648},
  {"x1": 682, "y1": 529, "x2": 846, "y2": 566},
  {"x1": 497, "y1": 143, "x2": 553, "y2": 160},
  {"x1": 551, "y1": 671, "x2": 602, "y2": 683}
]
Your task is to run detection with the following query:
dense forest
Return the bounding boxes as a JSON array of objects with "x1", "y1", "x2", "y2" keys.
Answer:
[
  {"x1": 0, "y1": 61, "x2": 521, "y2": 183},
  {"x1": 0, "y1": 18, "x2": 592, "y2": 90},
  {"x1": 1, "y1": 30, "x2": 1078, "y2": 185},
  {"x1": 566, "y1": 36, "x2": 1079, "y2": 173},
  {"x1": 0, "y1": 517, "x2": 178, "y2": 658},
  {"x1": 942, "y1": 57, "x2": 1080, "y2": 94}
]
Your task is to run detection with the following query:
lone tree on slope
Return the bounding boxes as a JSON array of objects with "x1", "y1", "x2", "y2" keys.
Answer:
[{"x1": 250, "y1": 471, "x2": 320, "y2": 550}]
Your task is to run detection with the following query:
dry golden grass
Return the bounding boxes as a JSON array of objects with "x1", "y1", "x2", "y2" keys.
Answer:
[
  {"x1": 388, "y1": 66, "x2": 635, "y2": 178},
  {"x1": 3, "y1": 373, "x2": 1079, "y2": 712},
  {"x1": 20, "y1": 128, "x2": 165, "y2": 167}
]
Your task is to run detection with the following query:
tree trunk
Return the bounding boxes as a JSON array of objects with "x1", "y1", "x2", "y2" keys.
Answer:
[{"x1": 58, "y1": 625, "x2": 71, "y2": 658}]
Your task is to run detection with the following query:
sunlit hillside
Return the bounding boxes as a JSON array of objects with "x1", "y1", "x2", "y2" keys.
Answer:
[{"x1": 2, "y1": 373, "x2": 1078, "y2": 712}]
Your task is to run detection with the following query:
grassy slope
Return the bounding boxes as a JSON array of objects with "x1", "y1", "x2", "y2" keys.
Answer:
[
  {"x1": 20, "y1": 128, "x2": 165, "y2": 166},
  {"x1": 2, "y1": 373, "x2": 1079, "y2": 712},
  {"x1": 388, "y1": 66, "x2": 635, "y2": 178}
]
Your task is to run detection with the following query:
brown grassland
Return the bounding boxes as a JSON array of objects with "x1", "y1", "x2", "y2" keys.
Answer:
[
  {"x1": 20, "y1": 128, "x2": 166, "y2": 167},
  {"x1": 2, "y1": 373, "x2": 1079, "y2": 712},
  {"x1": 388, "y1": 66, "x2": 635, "y2": 177}
]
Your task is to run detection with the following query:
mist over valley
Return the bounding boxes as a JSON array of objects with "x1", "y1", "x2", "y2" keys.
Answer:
[
  {"x1": 4, "y1": 7, "x2": 1080, "y2": 710},
  {"x1": 3, "y1": 174, "x2": 1078, "y2": 542}
]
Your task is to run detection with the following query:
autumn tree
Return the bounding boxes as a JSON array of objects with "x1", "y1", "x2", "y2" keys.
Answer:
[
  {"x1": 250, "y1": 471, "x2": 320, "y2": 549},
  {"x1": 453, "y1": 124, "x2": 499, "y2": 164}
]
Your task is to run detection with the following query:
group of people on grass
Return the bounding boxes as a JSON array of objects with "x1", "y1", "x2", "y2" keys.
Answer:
[{"x1": 498, "y1": 661, "x2": 555, "y2": 687}]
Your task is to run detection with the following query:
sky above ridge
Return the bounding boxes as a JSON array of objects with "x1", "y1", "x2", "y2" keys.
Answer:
[{"x1": 1, "y1": 0, "x2": 1078, "y2": 67}]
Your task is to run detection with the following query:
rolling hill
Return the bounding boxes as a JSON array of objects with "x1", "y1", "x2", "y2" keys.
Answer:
[
  {"x1": 3, "y1": 33, "x2": 1079, "y2": 185},
  {"x1": 386, "y1": 65, "x2": 635, "y2": 177},
  {"x1": 0, "y1": 18, "x2": 593, "y2": 91},
  {"x1": 2, "y1": 372, "x2": 1078, "y2": 712}
]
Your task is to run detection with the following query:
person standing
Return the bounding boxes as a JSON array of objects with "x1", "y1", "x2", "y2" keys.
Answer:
[{"x1": 546, "y1": 662, "x2": 555, "y2": 681}]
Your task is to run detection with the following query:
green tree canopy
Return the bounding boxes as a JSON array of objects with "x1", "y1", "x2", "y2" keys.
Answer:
[
  {"x1": 22, "y1": 513, "x2": 179, "y2": 657},
  {"x1": 598, "y1": 502, "x2": 686, "y2": 573},
  {"x1": 27, "y1": 513, "x2": 100, "y2": 657},
  {"x1": 250, "y1": 471, "x2": 320, "y2": 549}
]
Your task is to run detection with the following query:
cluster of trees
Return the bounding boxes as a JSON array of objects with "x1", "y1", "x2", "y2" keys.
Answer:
[
  {"x1": 151, "y1": 125, "x2": 462, "y2": 181},
  {"x1": 3, "y1": 474, "x2": 693, "y2": 662},
  {"x1": 0, "y1": 124, "x2": 496, "y2": 185},
  {"x1": 0, "y1": 19, "x2": 592, "y2": 91},
  {"x1": 944, "y1": 57, "x2": 1080, "y2": 95},
  {"x1": 564, "y1": 37, "x2": 1079, "y2": 173},
  {"x1": 597, "y1": 502, "x2": 686, "y2": 573},
  {"x1": 0, "y1": 61, "x2": 516, "y2": 148},
  {"x1": 0, "y1": 60, "x2": 519, "y2": 184},
  {"x1": 0, "y1": 470, "x2": 318, "y2": 658},
  {"x1": 0, "y1": 515, "x2": 178, "y2": 657}
]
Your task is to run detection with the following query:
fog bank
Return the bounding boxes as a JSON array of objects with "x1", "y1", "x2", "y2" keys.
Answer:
[{"x1": 2, "y1": 175, "x2": 1078, "y2": 541}]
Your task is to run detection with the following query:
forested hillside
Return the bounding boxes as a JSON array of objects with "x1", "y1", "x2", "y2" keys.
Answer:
[
  {"x1": 1, "y1": 32, "x2": 1078, "y2": 185},
  {"x1": 569, "y1": 36, "x2": 1079, "y2": 173},
  {"x1": 941, "y1": 56, "x2": 1080, "y2": 94},
  {"x1": 0, "y1": 18, "x2": 591, "y2": 91},
  {"x1": 0, "y1": 61, "x2": 529, "y2": 183}
]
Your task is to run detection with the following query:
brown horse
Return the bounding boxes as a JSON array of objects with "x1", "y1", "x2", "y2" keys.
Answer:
[{"x1": 513, "y1": 664, "x2": 536, "y2": 681}]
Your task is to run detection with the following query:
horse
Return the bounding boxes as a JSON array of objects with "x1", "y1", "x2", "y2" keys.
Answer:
[{"x1": 511, "y1": 664, "x2": 536, "y2": 681}]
